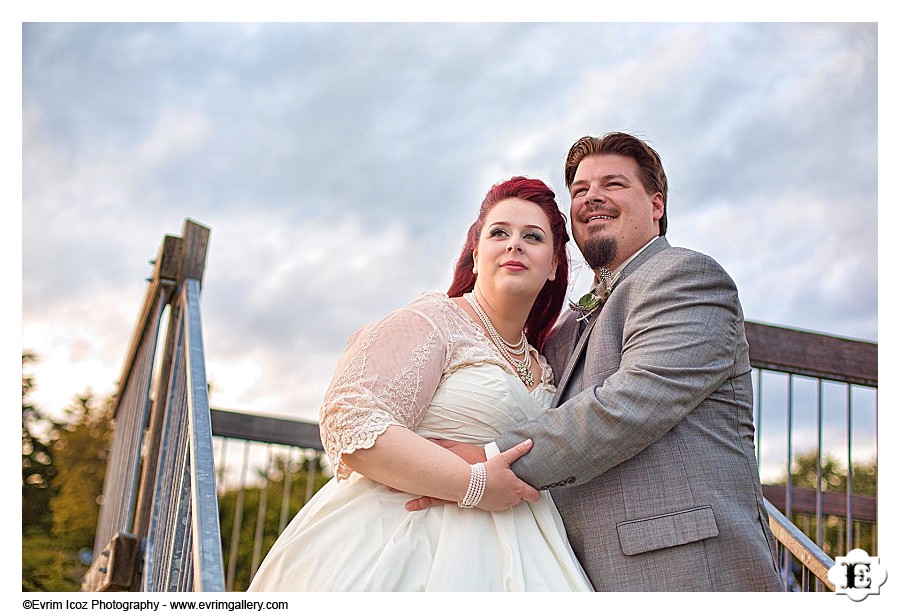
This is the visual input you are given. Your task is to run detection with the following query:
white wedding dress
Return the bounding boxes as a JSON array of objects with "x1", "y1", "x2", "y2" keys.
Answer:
[{"x1": 247, "y1": 293, "x2": 593, "y2": 592}]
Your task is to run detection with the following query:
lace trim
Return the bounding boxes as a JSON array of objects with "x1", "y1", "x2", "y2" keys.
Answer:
[
  {"x1": 320, "y1": 308, "x2": 444, "y2": 480},
  {"x1": 322, "y1": 396, "x2": 401, "y2": 481}
]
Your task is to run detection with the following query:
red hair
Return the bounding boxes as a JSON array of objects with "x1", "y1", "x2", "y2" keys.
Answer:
[{"x1": 447, "y1": 176, "x2": 570, "y2": 350}]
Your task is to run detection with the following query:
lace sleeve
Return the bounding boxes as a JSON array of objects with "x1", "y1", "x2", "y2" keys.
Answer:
[{"x1": 319, "y1": 306, "x2": 448, "y2": 480}]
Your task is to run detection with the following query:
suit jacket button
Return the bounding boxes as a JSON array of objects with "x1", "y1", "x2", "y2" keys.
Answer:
[
  {"x1": 566, "y1": 477, "x2": 575, "y2": 484},
  {"x1": 540, "y1": 485, "x2": 551, "y2": 491}
]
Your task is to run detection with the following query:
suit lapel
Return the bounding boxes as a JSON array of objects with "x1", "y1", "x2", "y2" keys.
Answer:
[
  {"x1": 553, "y1": 310, "x2": 581, "y2": 363},
  {"x1": 552, "y1": 237, "x2": 671, "y2": 404},
  {"x1": 552, "y1": 313, "x2": 598, "y2": 405}
]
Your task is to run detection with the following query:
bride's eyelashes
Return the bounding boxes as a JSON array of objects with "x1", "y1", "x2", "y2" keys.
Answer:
[{"x1": 487, "y1": 225, "x2": 547, "y2": 243}]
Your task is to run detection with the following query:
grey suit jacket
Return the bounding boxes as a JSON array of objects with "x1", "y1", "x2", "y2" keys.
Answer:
[{"x1": 496, "y1": 238, "x2": 783, "y2": 591}]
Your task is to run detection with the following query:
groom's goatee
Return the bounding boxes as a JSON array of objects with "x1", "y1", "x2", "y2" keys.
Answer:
[{"x1": 583, "y1": 236, "x2": 617, "y2": 270}]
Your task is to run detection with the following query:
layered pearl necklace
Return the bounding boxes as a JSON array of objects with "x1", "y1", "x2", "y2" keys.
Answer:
[{"x1": 464, "y1": 292, "x2": 534, "y2": 387}]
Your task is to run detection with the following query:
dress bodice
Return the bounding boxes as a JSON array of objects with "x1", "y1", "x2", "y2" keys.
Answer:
[{"x1": 415, "y1": 363, "x2": 553, "y2": 444}]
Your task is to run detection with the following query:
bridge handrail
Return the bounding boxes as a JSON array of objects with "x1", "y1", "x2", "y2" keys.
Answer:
[
  {"x1": 85, "y1": 220, "x2": 224, "y2": 592},
  {"x1": 765, "y1": 499, "x2": 836, "y2": 590},
  {"x1": 142, "y1": 279, "x2": 225, "y2": 591}
]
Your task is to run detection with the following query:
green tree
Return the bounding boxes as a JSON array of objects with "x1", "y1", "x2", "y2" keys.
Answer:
[
  {"x1": 787, "y1": 450, "x2": 877, "y2": 498},
  {"x1": 774, "y1": 450, "x2": 877, "y2": 558},
  {"x1": 22, "y1": 352, "x2": 61, "y2": 535},
  {"x1": 50, "y1": 392, "x2": 112, "y2": 550},
  {"x1": 22, "y1": 362, "x2": 113, "y2": 592}
]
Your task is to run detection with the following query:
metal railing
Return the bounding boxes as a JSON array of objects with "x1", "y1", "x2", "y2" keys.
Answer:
[
  {"x1": 84, "y1": 220, "x2": 224, "y2": 592},
  {"x1": 765, "y1": 500, "x2": 835, "y2": 591},
  {"x1": 90, "y1": 287, "x2": 168, "y2": 564},
  {"x1": 142, "y1": 279, "x2": 225, "y2": 591},
  {"x1": 745, "y1": 322, "x2": 877, "y2": 590},
  {"x1": 209, "y1": 411, "x2": 325, "y2": 591}
]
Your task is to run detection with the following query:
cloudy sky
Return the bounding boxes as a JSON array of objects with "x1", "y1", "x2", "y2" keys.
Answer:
[{"x1": 19, "y1": 20, "x2": 885, "y2": 486}]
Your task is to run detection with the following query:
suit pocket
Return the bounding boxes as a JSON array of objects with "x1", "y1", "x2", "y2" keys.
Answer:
[{"x1": 616, "y1": 505, "x2": 719, "y2": 556}]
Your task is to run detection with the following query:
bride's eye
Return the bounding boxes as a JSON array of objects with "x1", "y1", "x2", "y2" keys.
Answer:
[{"x1": 488, "y1": 227, "x2": 509, "y2": 238}]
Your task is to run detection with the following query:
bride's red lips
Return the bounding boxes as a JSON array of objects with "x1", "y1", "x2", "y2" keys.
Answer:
[{"x1": 502, "y1": 260, "x2": 527, "y2": 271}]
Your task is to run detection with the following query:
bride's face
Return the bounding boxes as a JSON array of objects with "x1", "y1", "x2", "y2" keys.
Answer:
[{"x1": 472, "y1": 198, "x2": 558, "y2": 300}]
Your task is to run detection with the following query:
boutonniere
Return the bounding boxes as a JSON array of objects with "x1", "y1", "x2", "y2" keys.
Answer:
[{"x1": 569, "y1": 271, "x2": 620, "y2": 322}]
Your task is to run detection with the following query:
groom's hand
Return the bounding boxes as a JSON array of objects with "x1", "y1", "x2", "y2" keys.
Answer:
[{"x1": 476, "y1": 439, "x2": 541, "y2": 511}]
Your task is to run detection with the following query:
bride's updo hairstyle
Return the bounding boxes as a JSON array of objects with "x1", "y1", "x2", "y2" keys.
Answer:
[{"x1": 447, "y1": 176, "x2": 570, "y2": 351}]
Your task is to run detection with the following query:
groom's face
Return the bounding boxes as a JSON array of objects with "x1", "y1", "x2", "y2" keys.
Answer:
[{"x1": 569, "y1": 154, "x2": 664, "y2": 272}]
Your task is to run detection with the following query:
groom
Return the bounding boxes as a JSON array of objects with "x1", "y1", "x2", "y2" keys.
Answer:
[{"x1": 415, "y1": 132, "x2": 784, "y2": 591}]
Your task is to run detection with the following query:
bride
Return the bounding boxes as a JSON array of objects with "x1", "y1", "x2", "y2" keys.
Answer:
[{"x1": 248, "y1": 176, "x2": 593, "y2": 591}]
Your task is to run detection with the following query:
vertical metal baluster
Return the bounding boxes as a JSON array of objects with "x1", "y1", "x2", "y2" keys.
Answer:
[
  {"x1": 226, "y1": 443, "x2": 251, "y2": 591},
  {"x1": 784, "y1": 374, "x2": 794, "y2": 589},
  {"x1": 279, "y1": 448, "x2": 296, "y2": 533},
  {"x1": 250, "y1": 445, "x2": 273, "y2": 579},
  {"x1": 755, "y1": 368, "x2": 763, "y2": 467},
  {"x1": 815, "y1": 378, "x2": 825, "y2": 590},
  {"x1": 305, "y1": 450, "x2": 318, "y2": 504},
  {"x1": 846, "y1": 383, "x2": 854, "y2": 554},
  {"x1": 216, "y1": 438, "x2": 230, "y2": 495}
]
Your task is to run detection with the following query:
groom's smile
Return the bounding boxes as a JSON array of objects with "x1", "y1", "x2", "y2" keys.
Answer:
[{"x1": 569, "y1": 153, "x2": 664, "y2": 272}]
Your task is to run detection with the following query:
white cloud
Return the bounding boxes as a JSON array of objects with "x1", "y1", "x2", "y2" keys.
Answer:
[
  {"x1": 673, "y1": 190, "x2": 876, "y2": 340},
  {"x1": 195, "y1": 207, "x2": 451, "y2": 421},
  {"x1": 135, "y1": 107, "x2": 213, "y2": 168}
]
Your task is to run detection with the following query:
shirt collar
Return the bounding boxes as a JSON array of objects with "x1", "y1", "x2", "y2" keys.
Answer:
[{"x1": 596, "y1": 236, "x2": 659, "y2": 285}]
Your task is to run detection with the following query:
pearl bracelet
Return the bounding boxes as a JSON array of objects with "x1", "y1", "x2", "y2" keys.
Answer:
[{"x1": 458, "y1": 462, "x2": 486, "y2": 508}]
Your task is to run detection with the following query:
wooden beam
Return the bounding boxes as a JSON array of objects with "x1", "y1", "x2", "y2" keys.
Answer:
[
  {"x1": 762, "y1": 484, "x2": 877, "y2": 523},
  {"x1": 81, "y1": 533, "x2": 139, "y2": 592},
  {"x1": 210, "y1": 408, "x2": 323, "y2": 450},
  {"x1": 745, "y1": 321, "x2": 877, "y2": 387},
  {"x1": 178, "y1": 219, "x2": 211, "y2": 288}
]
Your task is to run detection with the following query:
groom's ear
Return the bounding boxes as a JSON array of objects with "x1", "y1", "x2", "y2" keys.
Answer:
[{"x1": 651, "y1": 192, "x2": 664, "y2": 223}]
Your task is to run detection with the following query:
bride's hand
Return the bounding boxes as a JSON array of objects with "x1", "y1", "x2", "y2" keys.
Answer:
[{"x1": 404, "y1": 439, "x2": 539, "y2": 512}]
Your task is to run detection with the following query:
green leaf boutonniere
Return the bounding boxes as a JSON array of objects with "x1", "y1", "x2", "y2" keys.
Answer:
[{"x1": 569, "y1": 272, "x2": 620, "y2": 322}]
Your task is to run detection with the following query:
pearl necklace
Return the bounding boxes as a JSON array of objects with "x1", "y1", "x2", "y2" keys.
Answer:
[{"x1": 464, "y1": 292, "x2": 534, "y2": 387}]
